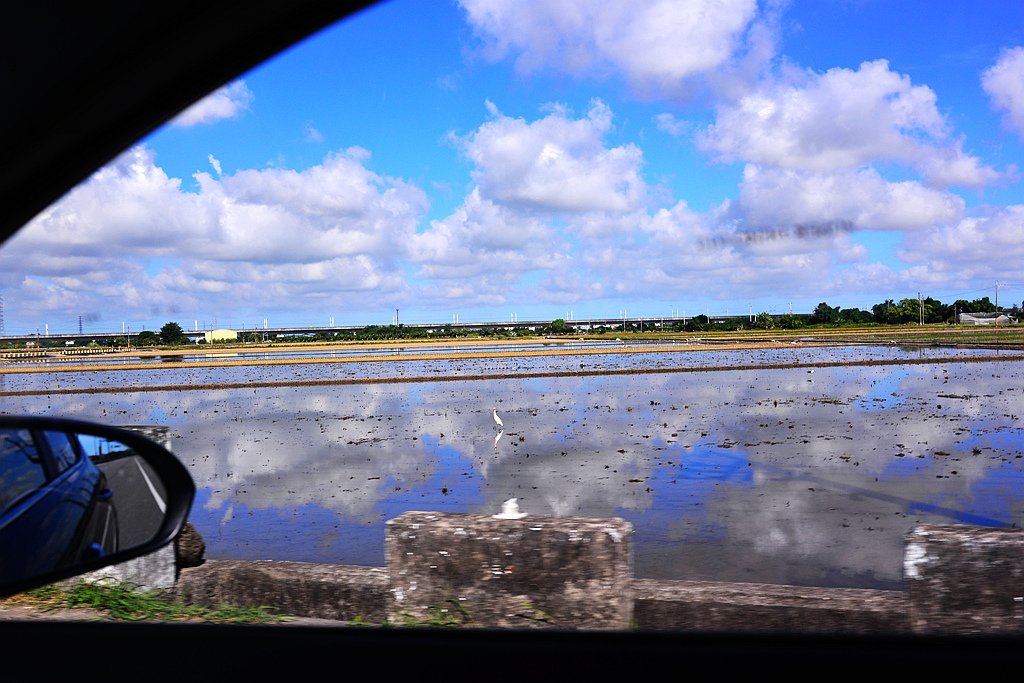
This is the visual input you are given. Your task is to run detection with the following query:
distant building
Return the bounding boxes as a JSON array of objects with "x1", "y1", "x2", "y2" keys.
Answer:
[
  {"x1": 204, "y1": 328, "x2": 238, "y2": 343},
  {"x1": 958, "y1": 312, "x2": 1015, "y2": 325}
]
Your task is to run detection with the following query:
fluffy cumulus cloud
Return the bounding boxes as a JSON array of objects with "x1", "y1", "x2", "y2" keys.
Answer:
[
  {"x1": 983, "y1": 46, "x2": 1024, "y2": 138},
  {"x1": 410, "y1": 187, "x2": 570, "y2": 288},
  {"x1": 625, "y1": 200, "x2": 868, "y2": 299},
  {"x1": 700, "y1": 60, "x2": 999, "y2": 188},
  {"x1": 457, "y1": 99, "x2": 646, "y2": 212},
  {"x1": 407, "y1": 188, "x2": 573, "y2": 309},
  {"x1": 897, "y1": 206, "x2": 1024, "y2": 282},
  {"x1": 171, "y1": 81, "x2": 254, "y2": 127},
  {"x1": 423, "y1": 95, "x2": 941, "y2": 309},
  {"x1": 11, "y1": 147, "x2": 206, "y2": 255},
  {"x1": 458, "y1": 0, "x2": 763, "y2": 94},
  {"x1": 654, "y1": 112, "x2": 688, "y2": 137},
  {"x1": 736, "y1": 165, "x2": 965, "y2": 231},
  {"x1": 2, "y1": 145, "x2": 427, "y2": 329}
]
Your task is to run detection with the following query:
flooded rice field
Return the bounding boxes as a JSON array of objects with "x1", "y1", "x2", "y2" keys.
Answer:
[
  {"x1": 0, "y1": 340, "x2": 1013, "y2": 393},
  {"x1": 2, "y1": 343, "x2": 1023, "y2": 590}
]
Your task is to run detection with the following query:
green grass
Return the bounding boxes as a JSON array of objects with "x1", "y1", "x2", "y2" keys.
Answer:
[{"x1": 3, "y1": 581, "x2": 287, "y2": 623}]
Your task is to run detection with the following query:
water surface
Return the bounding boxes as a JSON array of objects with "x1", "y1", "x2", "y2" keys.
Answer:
[{"x1": 3, "y1": 345, "x2": 1022, "y2": 590}]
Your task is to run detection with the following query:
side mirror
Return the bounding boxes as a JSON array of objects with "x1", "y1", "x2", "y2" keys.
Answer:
[{"x1": 0, "y1": 415, "x2": 195, "y2": 597}]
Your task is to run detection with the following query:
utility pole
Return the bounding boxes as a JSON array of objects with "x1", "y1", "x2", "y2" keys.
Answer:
[
  {"x1": 995, "y1": 282, "x2": 1000, "y2": 328},
  {"x1": 918, "y1": 292, "x2": 923, "y2": 325}
]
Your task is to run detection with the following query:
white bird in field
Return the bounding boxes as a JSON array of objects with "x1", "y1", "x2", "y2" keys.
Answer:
[{"x1": 492, "y1": 407, "x2": 504, "y2": 428}]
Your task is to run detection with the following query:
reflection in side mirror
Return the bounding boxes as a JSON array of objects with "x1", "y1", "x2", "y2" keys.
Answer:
[{"x1": 0, "y1": 416, "x2": 195, "y2": 597}]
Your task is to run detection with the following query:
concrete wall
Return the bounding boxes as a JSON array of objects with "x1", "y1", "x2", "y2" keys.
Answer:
[
  {"x1": 906, "y1": 524, "x2": 1024, "y2": 634},
  {"x1": 172, "y1": 516, "x2": 1024, "y2": 634}
]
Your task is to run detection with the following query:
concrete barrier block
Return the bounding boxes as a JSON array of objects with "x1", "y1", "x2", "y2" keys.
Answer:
[
  {"x1": 905, "y1": 524, "x2": 1024, "y2": 634},
  {"x1": 385, "y1": 511, "x2": 633, "y2": 629},
  {"x1": 175, "y1": 560, "x2": 389, "y2": 623}
]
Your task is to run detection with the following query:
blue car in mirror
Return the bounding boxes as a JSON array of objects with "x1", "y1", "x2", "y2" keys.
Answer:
[{"x1": 0, "y1": 416, "x2": 195, "y2": 597}]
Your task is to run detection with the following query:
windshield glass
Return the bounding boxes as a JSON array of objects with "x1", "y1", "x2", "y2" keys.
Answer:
[{"x1": 2, "y1": 0, "x2": 1023, "y2": 632}]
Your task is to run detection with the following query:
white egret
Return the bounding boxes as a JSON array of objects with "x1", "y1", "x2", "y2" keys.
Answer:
[{"x1": 492, "y1": 407, "x2": 503, "y2": 428}]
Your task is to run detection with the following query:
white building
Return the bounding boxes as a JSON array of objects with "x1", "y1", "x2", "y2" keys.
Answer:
[{"x1": 204, "y1": 328, "x2": 238, "y2": 343}]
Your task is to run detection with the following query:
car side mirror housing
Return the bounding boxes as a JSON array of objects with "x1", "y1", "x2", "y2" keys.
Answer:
[{"x1": 0, "y1": 416, "x2": 195, "y2": 597}]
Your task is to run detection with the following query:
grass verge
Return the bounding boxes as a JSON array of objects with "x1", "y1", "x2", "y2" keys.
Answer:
[{"x1": 1, "y1": 581, "x2": 288, "y2": 623}]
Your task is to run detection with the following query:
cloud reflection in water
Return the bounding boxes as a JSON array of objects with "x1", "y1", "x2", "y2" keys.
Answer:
[{"x1": 5, "y1": 352, "x2": 1023, "y2": 589}]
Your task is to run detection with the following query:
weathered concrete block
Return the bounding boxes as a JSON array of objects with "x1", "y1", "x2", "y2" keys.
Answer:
[
  {"x1": 385, "y1": 511, "x2": 633, "y2": 629},
  {"x1": 73, "y1": 544, "x2": 178, "y2": 592},
  {"x1": 175, "y1": 560, "x2": 389, "y2": 623},
  {"x1": 633, "y1": 579, "x2": 909, "y2": 633},
  {"x1": 905, "y1": 524, "x2": 1024, "y2": 634}
]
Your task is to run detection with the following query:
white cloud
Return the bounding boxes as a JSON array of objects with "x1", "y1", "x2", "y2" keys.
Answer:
[
  {"x1": 458, "y1": 0, "x2": 763, "y2": 94},
  {"x1": 654, "y1": 112, "x2": 687, "y2": 137},
  {"x1": 700, "y1": 60, "x2": 999, "y2": 188},
  {"x1": 736, "y1": 165, "x2": 965, "y2": 231},
  {"x1": 208, "y1": 154, "x2": 223, "y2": 177},
  {"x1": 915, "y1": 139, "x2": 1003, "y2": 188},
  {"x1": 898, "y1": 206, "x2": 1024, "y2": 281},
  {"x1": 172, "y1": 81, "x2": 254, "y2": 127},
  {"x1": 304, "y1": 122, "x2": 326, "y2": 143},
  {"x1": 556, "y1": 198, "x2": 870, "y2": 305},
  {"x1": 2, "y1": 145, "x2": 428, "y2": 327},
  {"x1": 982, "y1": 46, "x2": 1024, "y2": 138},
  {"x1": 458, "y1": 99, "x2": 647, "y2": 212},
  {"x1": 409, "y1": 188, "x2": 571, "y2": 305}
]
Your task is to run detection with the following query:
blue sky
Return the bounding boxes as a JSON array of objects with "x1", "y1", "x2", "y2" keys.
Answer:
[{"x1": 4, "y1": 0, "x2": 1024, "y2": 335}]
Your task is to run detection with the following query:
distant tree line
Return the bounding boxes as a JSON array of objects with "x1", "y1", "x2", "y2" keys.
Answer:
[
  {"x1": 727, "y1": 295, "x2": 1016, "y2": 331},
  {"x1": 52, "y1": 295, "x2": 1020, "y2": 350}
]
